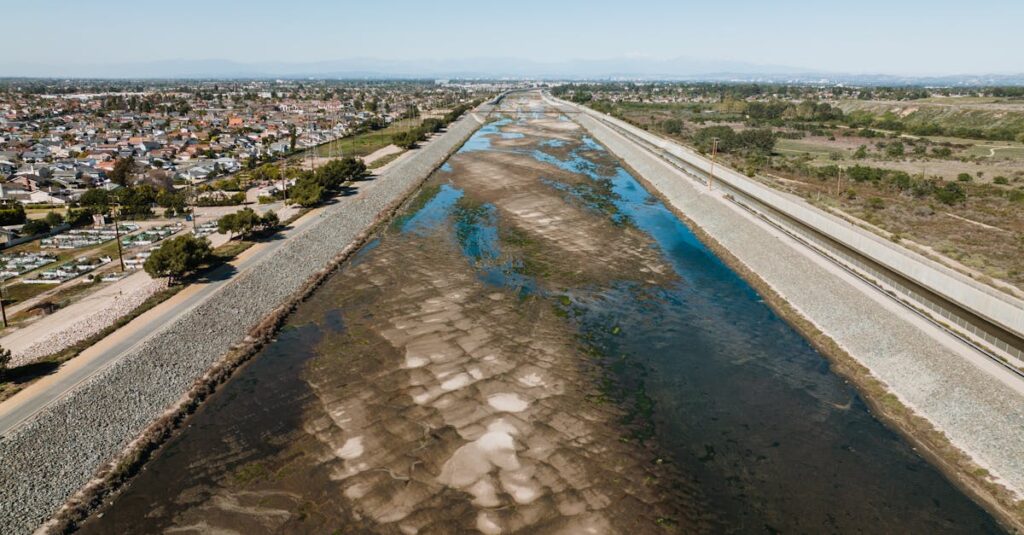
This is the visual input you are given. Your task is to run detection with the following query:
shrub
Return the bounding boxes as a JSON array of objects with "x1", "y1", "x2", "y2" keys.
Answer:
[
  {"x1": 885, "y1": 141, "x2": 905, "y2": 158},
  {"x1": 934, "y1": 182, "x2": 966, "y2": 205},
  {"x1": 21, "y1": 219, "x2": 51, "y2": 236},
  {"x1": 0, "y1": 345, "x2": 10, "y2": 380},
  {"x1": 661, "y1": 118, "x2": 683, "y2": 135},
  {"x1": 0, "y1": 202, "x2": 27, "y2": 226}
]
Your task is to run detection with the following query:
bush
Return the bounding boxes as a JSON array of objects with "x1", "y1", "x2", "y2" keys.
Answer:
[
  {"x1": 21, "y1": 219, "x2": 51, "y2": 236},
  {"x1": 0, "y1": 345, "x2": 10, "y2": 380},
  {"x1": 0, "y1": 203, "x2": 26, "y2": 226},
  {"x1": 195, "y1": 192, "x2": 246, "y2": 207},
  {"x1": 994, "y1": 176, "x2": 1009, "y2": 185},
  {"x1": 934, "y1": 182, "x2": 967, "y2": 205},
  {"x1": 885, "y1": 141, "x2": 905, "y2": 158},
  {"x1": 957, "y1": 173, "x2": 973, "y2": 182},
  {"x1": 44, "y1": 211, "x2": 65, "y2": 227},
  {"x1": 392, "y1": 130, "x2": 420, "y2": 149},
  {"x1": 661, "y1": 118, "x2": 683, "y2": 135}
]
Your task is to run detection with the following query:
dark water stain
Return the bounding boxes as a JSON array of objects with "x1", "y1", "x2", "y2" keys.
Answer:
[{"x1": 79, "y1": 321, "x2": 328, "y2": 534}]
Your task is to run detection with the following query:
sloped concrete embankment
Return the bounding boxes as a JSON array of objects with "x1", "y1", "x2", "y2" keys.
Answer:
[{"x1": 0, "y1": 111, "x2": 485, "y2": 534}]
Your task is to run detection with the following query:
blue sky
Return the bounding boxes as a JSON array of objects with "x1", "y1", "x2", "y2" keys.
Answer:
[{"x1": 4, "y1": 0, "x2": 1022, "y2": 74}]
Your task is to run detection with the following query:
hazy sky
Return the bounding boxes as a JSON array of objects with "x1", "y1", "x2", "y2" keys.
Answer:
[{"x1": 4, "y1": 0, "x2": 1022, "y2": 75}]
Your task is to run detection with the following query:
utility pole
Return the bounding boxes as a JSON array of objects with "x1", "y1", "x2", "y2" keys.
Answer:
[
  {"x1": 708, "y1": 137, "x2": 719, "y2": 191},
  {"x1": 111, "y1": 205, "x2": 126, "y2": 272},
  {"x1": 837, "y1": 165, "x2": 844, "y2": 198},
  {"x1": 1, "y1": 285, "x2": 8, "y2": 328},
  {"x1": 189, "y1": 182, "x2": 198, "y2": 233}
]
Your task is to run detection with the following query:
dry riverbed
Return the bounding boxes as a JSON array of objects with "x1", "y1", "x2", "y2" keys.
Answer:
[{"x1": 77, "y1": 97, "x2": 1003, "y2": 534}]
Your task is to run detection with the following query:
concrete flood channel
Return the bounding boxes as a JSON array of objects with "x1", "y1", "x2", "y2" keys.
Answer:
[{"x1": 80, "y1": 95, "x2": 1001, "y2": 534}]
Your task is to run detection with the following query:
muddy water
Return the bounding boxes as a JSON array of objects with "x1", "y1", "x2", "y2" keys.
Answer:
[{"x1": 79, "y1": 95, "x2": 1001, "y2": 534}]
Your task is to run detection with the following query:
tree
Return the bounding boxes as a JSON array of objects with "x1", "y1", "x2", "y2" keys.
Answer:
[
  {"x1": 0, "y1": 202, "x2": 26, "y2": 226},
  {"x1": 289, "y1": 179, "x2": 325, "y2": 207},
  {"x1": 156, "y1": 190, "x2": 187, "y2": 216},
  {"x1": 80, "y1": 188, "x2": 112, "y2": 211},
  {"x1": 392, "y1": 130, "x2": 419, "y2": 149},
  {"x1": 693, "y1": 126, "x2": 737, "y2": 153},
  {"x1": 736, "y1": 129, "x2": 776, "y2": 155},
  {"x1": 315, "y1": 156, "x2": 366, "y2": 189},
  {"x1": 143, "y1": 234, "x2": 212, "y2": 283},
  {"x1": 44, "y1": 211, "x2": 64, "y2": 227},
  {"x1": 261, "y1": 210, "x2": 279, "y2": 230},
  {"x1": 252, "y1": 164, "x2": 281, "y2": 183},
  {"x1": 661, "y1": 118, "x2": 683, "y2": 135},
  {"x1": 885, "y1": 141, "x2": 905, "y2": 158},
  {"x1": 0, "y1": 345, "x2": 10, "y2": 380},
  {"x1": 109, "y1": 156, "x2": 136, "y2": 186},
  {"x1": 219, "y1": 208, "x2": 281, "y2": 239},
  {"x1": 21, "y1": 219, "x2": 51, "y2": 236}
]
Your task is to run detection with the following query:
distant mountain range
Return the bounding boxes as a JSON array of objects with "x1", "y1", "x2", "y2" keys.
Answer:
[{"x1": 3, "y1": 57, "x2": 1024, "y2": 86}]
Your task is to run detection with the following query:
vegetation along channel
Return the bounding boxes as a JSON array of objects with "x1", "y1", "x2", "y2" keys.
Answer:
[{"x1": 78, "y1": 94, "x2": 1002, "y2": 534}]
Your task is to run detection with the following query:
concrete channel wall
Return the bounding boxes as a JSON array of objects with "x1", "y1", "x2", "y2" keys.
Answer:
[
  {"x1": 564, "y1": 98, "x2": 1024, "y2": 502},
  {"x1": 0, "y1": 109, "x2": 487, "y2": 534},
  {"x1": 562, "y1": 99, "x2": 1024, "y2": 352}
]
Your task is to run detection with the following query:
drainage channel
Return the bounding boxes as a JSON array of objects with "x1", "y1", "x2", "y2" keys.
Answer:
[{"x1": 590, "y1": 111, "x2": 1024, "y2": 380}]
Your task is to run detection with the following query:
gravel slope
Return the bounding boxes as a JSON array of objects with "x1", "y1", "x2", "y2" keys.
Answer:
[{"x1": 0, "y1": 111, "x2": 485, "y2": 534}]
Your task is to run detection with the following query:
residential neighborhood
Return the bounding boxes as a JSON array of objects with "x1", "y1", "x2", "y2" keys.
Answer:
[
  {"x1": 0, "y1": 79, "x2": 478, "y2": 212},
  {"x1": 0, "y1": 78, "x2": 490, "y2": 366}
]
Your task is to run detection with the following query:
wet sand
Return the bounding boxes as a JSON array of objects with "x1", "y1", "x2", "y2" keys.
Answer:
[{"x1": 78, "y1": 94, "x2": 1001, "y2": 534}]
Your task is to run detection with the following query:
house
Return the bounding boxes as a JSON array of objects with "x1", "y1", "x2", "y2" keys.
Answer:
[
  {"x1": 214, "y1": 157, "x2": 240, "y2": 173},
  {"x1": 182, "y1": 165, "x2": 211, "y2": 182},
  {"x1": 26, "y1": 189, "x2": 69, "y2": 205},
  {"x1": 0, "y1": 182, "x2": 31, "y2": 202}
]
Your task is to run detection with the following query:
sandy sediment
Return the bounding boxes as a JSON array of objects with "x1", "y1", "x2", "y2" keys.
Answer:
[{"x1": 103, "y1": 110, "x2": 713, "y2": 534}]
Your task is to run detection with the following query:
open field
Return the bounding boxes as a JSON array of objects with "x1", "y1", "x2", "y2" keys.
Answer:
[
  {"x1": 307, "y1": 118, "x2": 422, "y2": 159},
  {"x1": 598, "y1": 98, "x2": 1024, "y2": 294}
]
